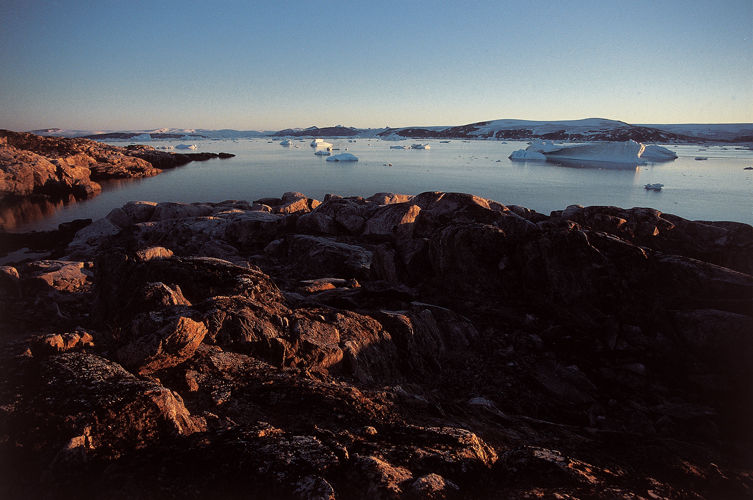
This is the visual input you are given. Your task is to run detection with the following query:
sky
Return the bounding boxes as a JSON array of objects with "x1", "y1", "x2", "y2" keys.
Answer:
[{"x1": 0, "y1": 0, "x2": 751, "y2": 132}]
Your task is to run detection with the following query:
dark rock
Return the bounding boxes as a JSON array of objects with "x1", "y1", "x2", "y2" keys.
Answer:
[{"x1": 2, "y1": 191, "x2": 752, "y2": 500}]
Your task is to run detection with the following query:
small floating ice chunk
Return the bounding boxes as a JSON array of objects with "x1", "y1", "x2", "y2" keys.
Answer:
[
  {"x1": 411, "y1": 143, "x2": 430, "y2": 149},
  {"x1": 644, "y1": 183, "x2": 664, "y2": 191},
  {"x1": 326, "y1": 153, "x2": 359, "y2": 162},
  {"x1": 175, "y1": 144, "x2": 198, "y2": 150},
  {"x1": 314, "y1": 149, "x2": 331, "y2": 156},
  {"x1": 310, "y1": 139, "x2": 334, "y2": 149},
  {"x1": 280, "y1": 139, "x2": 292, "y2": 146}
]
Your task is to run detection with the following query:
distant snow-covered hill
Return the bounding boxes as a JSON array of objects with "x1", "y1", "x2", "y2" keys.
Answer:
[
  {"x1": 638, "y1": 123, "x2": 753, "y2": 142},
  {"x1": 378, "y1": 119, "x2": 753, "y2": 143},
  {"x1": 24, "y1": 119, "x2": 753, "y2": 143}
]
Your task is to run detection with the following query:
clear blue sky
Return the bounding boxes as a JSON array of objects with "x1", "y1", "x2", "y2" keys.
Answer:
[{"x1": 1, "y1": 0, "x2": 751, "y2": 131}]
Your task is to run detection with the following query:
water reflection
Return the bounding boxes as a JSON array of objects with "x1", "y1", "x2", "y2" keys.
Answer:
[
  {"x1": 547, "y1": 158, "x2": 643, "y2": 170},
  {"x1": 0, "y1": 176, "x2": 149, "y2": 232},
  {"x1": 0, "y1": 195, "x2": 79, "y2": 231}
]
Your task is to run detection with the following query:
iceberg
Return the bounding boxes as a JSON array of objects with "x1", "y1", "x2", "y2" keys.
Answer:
[
  {"x1": 311, "y1": 140, "x2": 334, "y2": 149},
  {"x1": 310, "y1": 139, "x2": 333, "y2": 149},
  {"x1": 326, "y1": 153, "x2": 359, "y2": 162},
  {"x1": 280, "y1": 139, "x2": 292, "y2": 146},
  {"x1": 390, "y1": 145, "x2": 410, "y2": 149},
  {"x1": 641, "y1": 144, "x2": 678, "y2": 161},
  {"x1": 314, "y1": 149, "x2": 331, "y2": 156},
  {"x1": 175, "y1": 144, "x2": 198, "y2": 150},
  {"x1": 531, "y1": 140, "x2": 646, "y2": 164},
  {"x1": 509, "y1": 149, "x2": 546, "y2": 161},
  {"x1": 130, "y1": 133, "x2": 152, "y2": 142},
  {"x1": 517, "y1": 140, "x2": 678, "y2": 166},
  {"x1": 411, "y1": 143, "x2": 430, "y2": 149}
]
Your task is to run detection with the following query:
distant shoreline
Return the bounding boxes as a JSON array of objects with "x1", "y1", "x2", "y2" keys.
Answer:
[{"x1": 26, "y1": 118, "x2": 753, "y2": 144}]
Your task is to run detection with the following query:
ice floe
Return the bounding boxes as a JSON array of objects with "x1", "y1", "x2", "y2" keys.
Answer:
[{"x1": 326, "y1": 153, "x2": 358, "y2": 162}]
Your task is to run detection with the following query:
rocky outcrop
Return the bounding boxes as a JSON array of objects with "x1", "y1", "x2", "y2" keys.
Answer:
[
  {"x1": 0, "y1": 130, "x2": 233, "y2": 204},
  {"x1": 1, "y1": 191, "x2": 752, "y2": 500}
]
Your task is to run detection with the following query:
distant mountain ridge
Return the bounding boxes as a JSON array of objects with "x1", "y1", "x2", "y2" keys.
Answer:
[
  {"x1": 378, "y1": 119, "x2": 753, "y2": 143},
  {"x1": 28, "y1": 119, "x2": 753, "y2": 143}
]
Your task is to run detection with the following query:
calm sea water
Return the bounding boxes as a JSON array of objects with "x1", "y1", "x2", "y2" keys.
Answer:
[{"x1": 3, "y1": 138, "x2": 752, "y2": 232}]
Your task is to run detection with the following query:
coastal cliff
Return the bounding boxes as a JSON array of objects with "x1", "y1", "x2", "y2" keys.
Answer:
[{"x1": 1, "y1": 190, "x2": 751, "y2": 499}]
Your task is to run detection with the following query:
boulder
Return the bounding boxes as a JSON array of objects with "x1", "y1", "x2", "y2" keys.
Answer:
[
  {"x1": 64, "y1": 218, "x2": 123, "y2": 260},
  {"x1": 117, "y1": 308, "x2": 207, "y2": 375},
  {"x1": 1, "y1": 350, "x2": 204, "y2": 467},
  {"x1": 347, "y1": 455, "x2": 414, "y2": 500},
  {"x1": 285, "y1": 234, "x2": 373, "y2": 281},
  {"x1": 275, "y1": 192, "x2": 321, "y2": 215},
  {"x1": 295, "y1": 212, "x2": 339, "y2": 235},
  {"x1": 311, "y1": 198, "x2": 368, "y2": 234},
  {"x1": 362, "y1": 203, "x2": 421, "y2": 242},
  {"x1": 21, "y1": 260, "x2": 92, "y2": 292},
  {"x1": 225, "y1": 210, "x2": 286, "y2": 251},
  {"x1": 367, "y1": 192, "x2": 414, "y2": 205},
  {"x1": 150, "y1": 202, "x2": 214, "y2": 221}
]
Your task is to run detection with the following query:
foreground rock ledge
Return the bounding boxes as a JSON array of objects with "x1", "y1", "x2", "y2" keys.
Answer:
[{"x1": 1, "y1": 191, "x2": 752, "y2": 500}]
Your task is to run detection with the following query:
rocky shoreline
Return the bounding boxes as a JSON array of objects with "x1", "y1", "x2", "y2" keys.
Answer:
[
  {"x1": 0, "y1": 130, "x2": 233, "y2": 227},
  {"x1": 1, "y1": 190, "x2": 752, "y2": 499}
]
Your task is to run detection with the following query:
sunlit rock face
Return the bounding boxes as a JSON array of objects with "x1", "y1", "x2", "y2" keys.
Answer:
[
  {"x1": 1, "y1": 190, "x2": 751, "y2": 500},
  {"x1": 0, "y1": 130, "x2": 234, "y2": 208}
]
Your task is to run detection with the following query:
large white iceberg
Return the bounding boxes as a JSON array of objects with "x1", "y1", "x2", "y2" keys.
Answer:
[
  {"x1": 326, "y1": 153, "x2": 359, "y2": 162},
  {"x1": 512, "y1": 139, "x2": 677, "y2": 165},
  {"x1": 531, "y1": 140, "x2": 646, "y2": 163}
]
